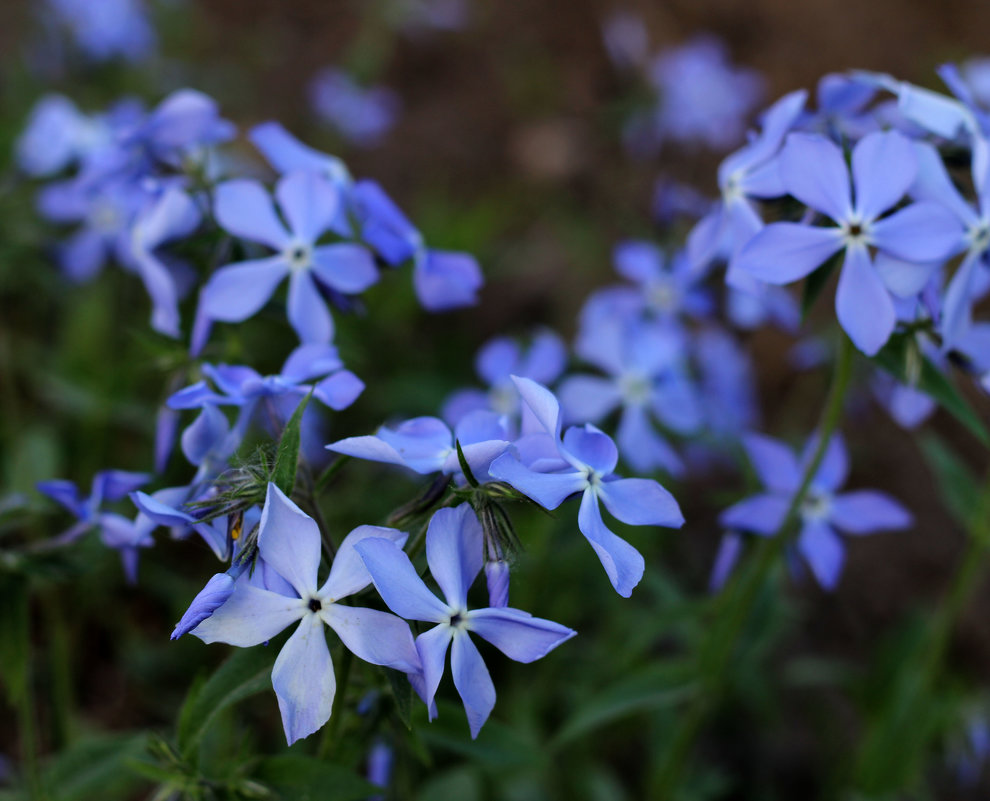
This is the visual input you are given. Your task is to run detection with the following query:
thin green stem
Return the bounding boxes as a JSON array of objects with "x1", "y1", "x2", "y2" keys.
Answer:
[
  {"x1": 651, "y1": 333, "x2": 855, "y2": 798},
  {"x1": 17, "y1": 649, "x2": 45, "y2": 800}
]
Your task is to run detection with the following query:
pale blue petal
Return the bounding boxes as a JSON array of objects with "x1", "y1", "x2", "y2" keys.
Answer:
[
  {"x1": 214, "y1": 179, "x2": 290, "y2": 249},
  {"x1": 803, "y1": 433, "x2": 849, "y2": 492},
  {"x1": 780, "y1": 133, "x2": 852, "y2": 221},
  {"x1": 191, "y1": 583, "x2": 304, "y2": 645},
  {"x1": 873, "y1": 253, "x2": 940, "y2": 299},
  {"x1": 597, "y1": 478, "x2": 684, "y2": 528},
  {"x1": 797, "y1": 521, "x2": 845, "y2": 590},
  {"x1": 488, "y1": 453, "x2": 585, "y2": 510},
  {"x1": 709, "y1": 532, "x2": 744, "y2": 592},
  {"x1": 321, "y1": 605, "x2": 420, "y2": 673},
  {"x1": 734, "y1": 222, "x2": 843, "y2": 284},
  {"x1": 320, "y1": 525, "x2": 407, "y2": 600},
  {"x1": 830, "y1": 490, "x2": 912, "y2": 534},
  {"x1": 871, "y1": 202, "x2": 963, "y2": 262},
  {"x1": 311, "y1": 244, "x2": 379, "y2": 294},
  {"x1": 477, "y1": 338, "x2": 519, "y2": 385},
  {"x1": 562, "y1": 425, "x2": 618, "y2": 475},
  {"x1": 354, "y1": 538, "x2": 449, "y2": 622},
  {"x1": 414, "y1": 251, "x2": 483, "y2": 311},
  {"x1": 275, "y1": 171, "x2": 340, "y2": 244},
  {"x1": 613, "y1": 240, "x2": 663, "y2": 284},
  {"x1": 511, "y1": 376, "x2": 562, "y2": 440},
  {"x1": 835, "y1": 246, "x2": 895, "y2": 356},
  {"x1": 171, "y1": 573, "x2": 235, "y2": 639},
  {"x1": 415, "y1": 625, "x2": 453, "y2": 713},
  {"x1": 851, "y1": 130, "x2": 917, "y2": 220},
  {"x1": 180, "y1": 405, "x2": 230, "y2": 467},
  {"x1": 313, "y1": 371, "x2": 364, "y2": 410},
  {"x1": 577, "y1": 490, "x2": 645, "y2": 597},
  {"x1": 558, "y1": 375, "x2": 621, "y2": 424},
  {"x1": 910, "y1": 142, "x2": 977, "y2": 226},
  {"x1": 718, "y1": 493, "x2": 789, "y2": 535},
  {"x1": 742, "y1": 432, "x2": 800, "y2": 493},
  {"x1": 426, "y1": 506, "x2": 484, "y2": 609},
  {"x1": 616, "y1": 405, "x2": 684, "y2": 476},
  {"x1": 272, "y1": 615, "x2": 335, "y2": 744},
  {"x1": 468, "y1": 607, "x2": 575, "y2": 663},
  {"x1": 451, "y1": 632, "x2": 496, "y2": 739},
  {"x1": 520, "y1": 330, "x2": 567, "y2": 385},
  {"x1": 287, "y1": 270, "x2": 333, "y2": 344},
  {"x1": 201, "y1": 257, "x2": 288, "y2": 322},
  {"x1": 258, "y1": 483, "x2": 322, "y2": 597}
]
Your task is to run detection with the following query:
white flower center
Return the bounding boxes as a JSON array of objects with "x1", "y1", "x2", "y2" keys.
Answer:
[
  {"x1": 646, "y1": 278, "x2": 679, "y2": 313},
  {"x1": 618, "y1": 371, "x2": 652, "y2": 406},
  {"x1": 800, "y1": 489, "x2": 832, "y2": 522},
  {"x1": 284, "y1": 241, "x2": 313, "y2": 272},
  {"x1": 966, "y1": 220, "x2": 990, "y2": 253},
  {"x1": 488, "y1": 383, "x2": 518, "y2": 416},
  {"x1": 840, "y1": 217, "x2": 872, "y2": 248}
]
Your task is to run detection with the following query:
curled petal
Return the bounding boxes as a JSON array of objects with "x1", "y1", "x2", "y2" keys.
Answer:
[
  {"x1": 577, "y1": 490, "x2": 645, "y2": 597},
  {"x1": 191, "y1": 583, "x2": 304, "y2": 646},
  {"x1": 468, "y1": 607, "x2": 575, "y2": 663},
  {"x1": 258, "y1": 484, "x2": 322, "y2": 597}
]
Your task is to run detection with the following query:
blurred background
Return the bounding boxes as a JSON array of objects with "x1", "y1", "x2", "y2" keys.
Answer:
[{"x1": 2, "y1": 1, "x2": 990, "y2": 799}]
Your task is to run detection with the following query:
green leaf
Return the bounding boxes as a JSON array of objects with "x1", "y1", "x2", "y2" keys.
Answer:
[
  {"x1": 176, "y1": 647, "x2": 274, "y2": 758},
  {"x1": 271, "y1": 392, "x2": 312, "y2": 496},
  {"x1": 420, "y1": 701, "x2": 542, "y2": 769},
  {"x1": 918, "y1": 434, "x2": 982, "y2": 529},
  {"x1": 383, "y1": 667, "x2": 414, "y2": 730},
  {"x1": 0, "y1": 573, "x2": 29, "y2": 704},
  {"x1": 873, "y1": 334, "x2": 990, "y2": 446},
  {"x1": 253, "y1": 756, "x2": 378, "y2": 801},
  {"x1": 551, "y1": 662, "x2": 696, "y2": 748},
  {"x1": 44, "y1": 731, "x2": 149, "y2": 801}
]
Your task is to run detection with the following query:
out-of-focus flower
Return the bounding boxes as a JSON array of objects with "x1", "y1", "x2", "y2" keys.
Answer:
[{"x1": 309, "y1": 68, "x2": 400, "y2": 148}]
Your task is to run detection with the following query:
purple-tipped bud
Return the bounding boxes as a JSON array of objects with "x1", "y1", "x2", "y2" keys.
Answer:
[
  {"x1": 171, "y1": 573, "x2": 235, "y2": 640},
  {"x1": 485, "y1": 560, "x2": 510, "y2": 608}
]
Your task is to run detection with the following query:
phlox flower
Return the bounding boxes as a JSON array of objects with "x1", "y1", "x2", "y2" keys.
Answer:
[
  {"x1": 559, "y1": 315, "x2": 699, "y2": 476},
  {"x1": 308, "y1": 68, "x2": 400, "y2": 147},
  {"x1": 355, "y1": 504, "x2": 575, "y2": 738},
  {"x1": 735, "y1": 129, "x2": 962, "y2": 355},
  {"x1": 489, "y1": 377, "x2": 684, "y2": 597},
  {"x1": 201, "y1": 171, "x2": 378, "y2": 343},
  {"x1": 192, "y1": 484, "x2": 421, "y2": 744},
  {"x1": 441, "y1": 330, "x2": 566, "y2": 428},
  {"x1": 327, "y1": 410, "x2": 511, "y2": 483},
  {"x1": 716, "y1": 432, "x2": 911, "y2": 589}
]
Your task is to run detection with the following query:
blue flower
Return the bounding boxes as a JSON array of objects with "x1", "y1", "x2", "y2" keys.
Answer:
[
  {"x1": 327, "y1": 411, "x2": 511, "y2": 482},
  {"x1": 717, "y1": 433, "x2": 912, "y2": 590},
  {"x1": 559, "y1": 315, "x2": 699, "y2": 476},
  {"x1": 442, "y1": 329, "x2": 566, "y2": 427},
  {"x1": 45, "y1": 0, "x2": 155, "y2": 64},
  {"x1": 488, "y1": 377, "x2": 683, "y2": 597},
  {"x1": 201, "y1": 171, "x2": 378, "y2": 343},
  {"x1": 355, "y1": 504, "x2": 575, "y2": 738},
  {"x1": 170, "y1": 343, "x2": 364, "y2": 420},
  {"x1": 735, "y1": 130, "x2": 962, "y2": 354},
  {"x1": 308, "y1": 68, "x2": 400, "y2": 147},
  {"x1": 192, "y1": 484, "x2": 422, "y2": 744}
]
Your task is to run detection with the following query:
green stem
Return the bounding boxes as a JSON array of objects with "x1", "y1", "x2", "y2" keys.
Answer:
[
  {"x1": 651, "y1": 333, "x2": 855, "y2": 798},
  {"x1": 318, "y1": 648, "x2": 353, "y2": 760},
  {"x1": 43, "y1": 594, "x2": 73, "y2": 750},
  {"x1": 314, "y1": 456, "x2": 351, "y2": 496},
  {"x1": 17, "y1": 649, "x2": 45, "y2": 800}
]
